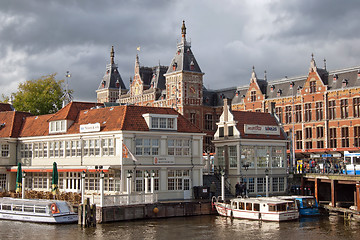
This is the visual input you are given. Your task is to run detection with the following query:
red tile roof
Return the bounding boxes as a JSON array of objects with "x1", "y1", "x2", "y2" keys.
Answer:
[
  {"x1": 0, "y1": 111, "x2": 31, "y2": 138},
  {"x1": 0, "y1": 103, "x2": 13, "y2": 112},
  {"x1": 232, "y1": 110, "x2": 286, "y2": 140},
  {"x1": 48, "y1": 101, "x2": 100, "y2": 121},
  {"x1": 19, "y1": 104, "x2": 202, "y2": 137}
]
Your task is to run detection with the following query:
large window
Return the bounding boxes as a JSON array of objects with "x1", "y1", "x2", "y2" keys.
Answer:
[
  {"x1": 241, "y1": 146, "x2": 255, "y2": 168},
  {"x1": 328, "y1": 100, "x2": 336, "y2": 120},
  {"x1": 257, "y1": 147, "x2": 269, "y2": 168},
  {"x1": 1, "y1": 144, "x2": 9, "y2": 157},
  {"x1": 20, "y1": 143, "x2": 32, "y2": 158},
  {"x1": 136, "y1": 138, "x2": 159, "y2": 156},
  {"x1": 340, "y1": 99, "x2": 349, "y2": 119},
  {"x1": 167, "y1": 170, "x2": 189, "y2": 191},
  {"x1": 248, "y1": 178, "x2": 255, "y2": 193},
  {"x1": 295, "y1": 130, "x2": 302, "y2": 150},
  {"x1": 229, "y1": 146, "x2": 237, "y2": 168},
  {"x1": 205, "y1": 114, "x2": 213, "y2": 130},
  {"x1": 316, "y1": 126, "x2": 324, "y2": 149},
  {"x1": 0, "y1": 174, "x2": 6, "y2": 191},
  {"x1": 354, "y1": 97, "x2": 360, "y2": 118},
  {"x1": 295, "y1": 105, "x2": 302, "y2": 123},
  {"x1": 275, "y1": 107, "x2": 283, "y2": 123},
  {"x1": 329, "y1": 128, "x2": 337, "y2": 148},
  {"x1": 315, "y1": 102, "x2": 323, "y2": 121},
  {"x1": 217, "y1": 146, "x2": 225, "y2": 168},
  {"x1": 83, "y1": 139, "x2": 100, "y2": 157},
  {"x1": 341, "y1": 127, "x2": 349, "y2": 148},
  {"x1": 151, "y1": 117, "x2": 175, "y2": 130},
  {"x1": 271, "y1": 147, "x2": 284, "y2": 168},
  {"x1": 168, "y1": 139, "x2": 190, "y2": 156},
  {"x1": 102, "y1": 138, "x2": 114, "y2": 156},
  {"x1": 250, "y1": 91, "x2": 256, "y2": 102},
  {"x1": 285, "y1": 106, "x2": 292, "y2": 124},
  {"x1": 355, "y1": 126, "x2": 360, "y2": 148},
  {"x1": 310, "y1": 81, "x2": 316, "y2": 93},
  {"x1": 304, "y1": 103, "x2": 312, "y2": 122},
  {"x1": 190, "y1": 113, "x2": 196, "y2": 125},
  {"x1": 272, "y1": 177, "x2": 285, "y2": 192},
  {"x1": 257, "y1": 178, "x2": 265, "y2": 193}
]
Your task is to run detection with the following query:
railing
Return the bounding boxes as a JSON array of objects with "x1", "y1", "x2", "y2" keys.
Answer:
[
  {"x1": 213, "y1": 166, "x2": 234, "y2": 196},
  {"x1": 87, "y1": 193, "x2": 158, "y2": 207}
]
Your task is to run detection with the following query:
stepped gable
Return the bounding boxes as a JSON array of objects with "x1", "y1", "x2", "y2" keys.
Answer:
[
  {"x1": 0, "y1": 103, "x2": 13, "y2": 112},
  {"x1": 48, "y1": 101, "x2": 100, "y2": 121},
  {"x1": 232, "y1": 110, "x2": 286, "y2": 140},
  {"x1": 0, "y1": 111, "x2": 31, "y2": 138},
  {"x1": 166, "y1": 21, "x2": 202, "y2": 75},
  {"x1": 97, "y1": 46, "x2": 126, "y2": 90}
]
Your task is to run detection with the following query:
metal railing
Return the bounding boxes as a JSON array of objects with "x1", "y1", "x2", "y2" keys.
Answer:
[{"x1": 87, "y1": 193, "x2": 158, "y2": 207}]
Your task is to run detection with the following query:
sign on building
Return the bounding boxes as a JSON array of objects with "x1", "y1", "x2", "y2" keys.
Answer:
[
  {"x1": 244, "y1": 124, "x2": 280, "y2": 135},
  {"x1": 80, "y1": 123, "x2": 101, "y2": 133}
]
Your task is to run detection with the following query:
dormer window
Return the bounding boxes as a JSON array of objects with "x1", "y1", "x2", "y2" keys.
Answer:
[
  {"x1": 270, "y1": 85, "x2": 275, "y2": 92},
  {"x1": 289, "y1": 82, "x2": 295, "y2": 89},
  {"x1": 333, "y1": 74, "x2": 338, "y2": 81},
  {"x1": 342, "y1": 79, "x2": 348, "y2": 88},
  {"x1": 172, "y1": 62, "x2": 177, "y2": 71},
  {"x1": 142, "y1": 113, "x2": 178, "y2": 130},
  {"x1": 102, "y1": 80, "x2": 106, "y2": 87},
  {"x1": 277, "y1": 89, "x2": 282, "y2": 97},
  {"x1": 116, "y1": 79, "x2": 120, "y2": 88},
  {"x1": 49, "y1": 120, "x2": 67, "y2": 134},
  {"x1": 358, "y1": 70, "x2": 360, "y2": 79},
  {"x1": 190, "y1": 60, "x2": 195, "y2": 70},
  {"x1": 297, "y1": 86, "x2": 302, "y2": 95}
]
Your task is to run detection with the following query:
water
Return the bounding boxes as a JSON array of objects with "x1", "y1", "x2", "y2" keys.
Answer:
[{"x1": 0, "y1": 215, "x2": 359, "y2": 240}]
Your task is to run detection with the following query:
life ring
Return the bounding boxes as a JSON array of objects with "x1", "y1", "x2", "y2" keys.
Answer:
[{"x1": 51, "y1": 203, "x2": 59, "y2": 214}]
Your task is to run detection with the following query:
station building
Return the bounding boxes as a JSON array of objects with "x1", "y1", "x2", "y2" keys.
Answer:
[{"x1": 0, "y1": 102, "x2": 204, "y2": 200}]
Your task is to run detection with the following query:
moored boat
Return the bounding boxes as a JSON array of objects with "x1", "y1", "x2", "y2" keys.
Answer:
[
  {"x1": 0, "y1": 197, "x2": 78, "y2": 223},
  {"x1": 214, "y1": 197, "x2": 299, "y2": 222},
  {"x1": 277, "y1": 196, "x2": 320, "y2": 216}
]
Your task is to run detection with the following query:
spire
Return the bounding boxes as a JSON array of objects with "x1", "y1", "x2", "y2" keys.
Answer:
[
  {"x1": 264, "y1": 70, "x2": 267, "y2": 81},
  {"x1": 309, "y1": 53, "x2": 317, "y2": 73},
  {"x1": 251, "y1": 66, "x2": 257, "y2": 80},
  {"x1": 110, "y1": 46, "x2": 115, "y2": 65},
  {"x1": 135, "y1": 54, "x2": 140, "y2": 75},
  {"x1": 181, "y1": 20, "x2": 186, "y2": 42},
  {"x1": 323, "y1": 58, "x2": 326, "y2": 70}
]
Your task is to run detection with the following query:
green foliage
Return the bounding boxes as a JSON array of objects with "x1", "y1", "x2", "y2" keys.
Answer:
[{"x1": 11, "y1": 73, "x2": 67, "y2": 115}]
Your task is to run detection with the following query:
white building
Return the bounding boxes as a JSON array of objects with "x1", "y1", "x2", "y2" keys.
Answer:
[
  {"x1": 213, "y1": 99, "x2": 288, "y2": 196},
  {"x1": 1, "y1": 102, "x2": 204, "y2": 201}
]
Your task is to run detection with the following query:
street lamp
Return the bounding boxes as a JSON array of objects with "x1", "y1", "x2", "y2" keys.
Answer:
[
  {"x1": 150, "y1": 170, "x2": 155, "y2": 194},
  {"x1": 81, "y1": 171, "x2": 86, "y2": 204},
  {"x1": 99, "y1": 170, "x2": 105, "y2": 207},
  {"x1": 127, "y1": 170, "x2": 133, "y2": 204},
  {"x1": 220, "y1": 169, "x2": 225, "y2": 201},
  {"x1": 242, "y1": 164, "x2": 249, "y2": 197},
  {"x1": 144, "y1": 170, "x2": 149, "y2": 194},
  {"x1": 22, "y1": 171, "x2": 26, "y2": 199},
  {"x1": 265, "y1": 168, "x2": 269, "y2": 197}
]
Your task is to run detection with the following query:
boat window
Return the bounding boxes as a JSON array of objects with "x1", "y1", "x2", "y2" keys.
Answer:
[
  {"x1": 303, "y1": 198, "x2": 316, "y2": 208},
  {"x1": 296, "y1": 200, "x2": 300, "y2": 208},
  {"x1": 288, "y1": 202, "x2": 297, "y2": 210},
  {"x1": 239, "y1": 202, "x2": 245, "y2": 210},
  {"x1": 35, "y1": 207, "x2": 46, "y2": 213},
  {"x1": 278, "y1": 203, "x2": 287, "y2": 212},
  {"x1": 2, "y1": 204, "x2": 11, "y2": 210},
  {"x1": 268, "y1": 204, "x2": 276, "y2": 212},
  {"x1": 13, "y1": 205, "x2": 23, "y2": 212},
  {"x1": 24, "y1": 206, "x2": 34, "y2": 212},
  {"x1": 232, "y1": 202, "x2": 238, "y2": 209},
  {"x1": 246, "y1": 203, "x2": 252, "y2": 210},
  {"x1": 253, "y1": 203, "x2": 260, "y2": 211}
]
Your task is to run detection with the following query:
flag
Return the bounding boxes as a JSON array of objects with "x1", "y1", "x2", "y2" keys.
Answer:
[
  {"x1": 136, "y1": 46, "x2": 141, "y2": 51},
  {"x1": 15, "y1": 162, "x2": 22, "y2": 193},
  {"x1": 52, "y1": 162, "x2": 59, "y2": 195},
  {"x1": 122, "y1": 143, "x2": 138, "y2": 161}
]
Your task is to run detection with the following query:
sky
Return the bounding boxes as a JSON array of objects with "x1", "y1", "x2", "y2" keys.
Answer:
[{"x1": 1, "y1": 0, "x2": 360, "y2": 102}]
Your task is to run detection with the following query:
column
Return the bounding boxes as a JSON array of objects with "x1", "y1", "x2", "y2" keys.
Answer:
[{"x1": 331, "y1": 179, "x2": 337, "y2": 207}]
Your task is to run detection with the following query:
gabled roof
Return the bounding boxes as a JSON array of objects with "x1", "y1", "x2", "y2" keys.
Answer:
[
  {"x1": 48, "y1": 101, "x2": 101, "y2": 121},
  {"x1": 165, "y1": 21, "x2": 202, "y2": 75},
  {"x1": 232, "y1": 110, "x2": 286, "y2": 140},
  {"x1": 0, "y1": 111, "x2": 31, "y2": 138},
  {"x1": 19, "y1": 105, "x2": 202, "y2": 137}
]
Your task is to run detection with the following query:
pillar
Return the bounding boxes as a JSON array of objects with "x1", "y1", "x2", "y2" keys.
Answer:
[
  {"x1": 356, "y1": 183, "x2": 360, "y2": 211},
  {"x1": 314, "y1": 178, "x2": 320, "y2": 203},
  {"x1": 331, "y1": 179, "x2": 337, "y2": 207}
]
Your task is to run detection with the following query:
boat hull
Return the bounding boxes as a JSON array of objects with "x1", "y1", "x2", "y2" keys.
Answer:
[
  {"x1": 215, "y1": 202, "x2": 299, "y2": 222},
  {"x1": 0, "y1": 211, "x2": 78, "y2": 223}
]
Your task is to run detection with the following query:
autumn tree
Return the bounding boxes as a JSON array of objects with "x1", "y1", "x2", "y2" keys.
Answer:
[{"x1": 10, "y1": 73, "x2": 70, "y2": 115}]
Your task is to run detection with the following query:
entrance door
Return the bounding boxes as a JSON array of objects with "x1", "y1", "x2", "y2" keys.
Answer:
[{"x1": 183, "y1": 178, "x2": 191, "y2": 199}]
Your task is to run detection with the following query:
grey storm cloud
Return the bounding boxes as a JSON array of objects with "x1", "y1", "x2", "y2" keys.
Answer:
[{"x1": 1, "y1": 0, "x2": 360, "y2": 101}]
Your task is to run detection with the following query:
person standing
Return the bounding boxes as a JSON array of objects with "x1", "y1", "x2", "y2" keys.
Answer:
[
  {"x1": 210, "y1": 181, "x2": 217, "y2": 199},
  {"x1": 235, "y1": 182, "x2": 240, "y2": 197}
]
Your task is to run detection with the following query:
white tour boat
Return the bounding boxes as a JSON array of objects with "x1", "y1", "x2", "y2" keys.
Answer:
[
  {"x1": 214, "y1": 197, "x2": 299, "y2": 222},
  {"x1": 0, "y1": 197, "x2": 78, "y2": 223}
]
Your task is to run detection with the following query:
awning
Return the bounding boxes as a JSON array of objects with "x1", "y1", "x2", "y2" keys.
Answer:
[{"x1": 7, "y1": 165, "x2": 111, "y2": 173}]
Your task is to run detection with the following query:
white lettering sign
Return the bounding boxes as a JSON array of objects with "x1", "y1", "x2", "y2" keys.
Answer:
[
  {"x1": 154, "y1": 156, "x2": 175, "y2": 164},
  {"x1": 244, "y1": 124, "x2": 280, "y2": 135},
  {"x1": 80, "y1": 123, "x2": 101, "y2": 133}
]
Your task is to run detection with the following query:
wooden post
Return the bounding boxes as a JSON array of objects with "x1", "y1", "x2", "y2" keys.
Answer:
[
  {"x1": 300, "y1": 175, "x2": 305, "y2": 195},
  {"x1": 331, "y1": 180, "x2": 337, "y2": 207},
  {"x1": 356, "y1": 183, "x2": 360, "y2": 211},
  {"x1": 314, "y1": 178, "x2": 320, "y2": 203}
]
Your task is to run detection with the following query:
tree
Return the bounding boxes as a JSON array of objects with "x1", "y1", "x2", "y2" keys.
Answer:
[{"x1": 11, "y1": 73, "x2": 69, "y2": 115}]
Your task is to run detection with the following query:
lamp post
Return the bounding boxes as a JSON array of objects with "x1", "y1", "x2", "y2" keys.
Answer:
[
  {"x1": 99, "y1": 171, "x2": 105, "y2": 207},
  {"x1": 81, "y1": 171, "x2": 86, "y2": 204},
  {"x1": 127, "y1": 170, "x2": 133, "y2": 205},
  {"x1": 22, "y1": 171, "x2": 26, "y2": 199},
  {"x1": 144, "y1": 170, "x2": 149, "y2": 194},
  {"x1": 150, "y1": 170, "x2": 155, "y2": 194},
  {"x1": 220, "y1": 169, "x2": 225, "y2": 201},
  {"x1": 242, "y1": 164, "x2": 249, "y2": 197},
  {"x1": 265, "y1": 168, "x2": 269, "y2": 197}
]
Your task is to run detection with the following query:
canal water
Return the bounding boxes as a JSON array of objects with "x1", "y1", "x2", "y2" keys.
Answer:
[{"x1": 1, "y1": 215, "x2": 359, "y2": 240}]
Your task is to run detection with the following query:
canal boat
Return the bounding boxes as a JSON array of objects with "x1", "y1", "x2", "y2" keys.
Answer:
[
  {"x1": 214, "y1": 197, "x2": 299, "y2": 222},
  {"x1": 0, "y1": 197, "x2": 78, "y2": 223},
  {"x1": 277, "y1": 196, "x2": 320, "y2": 216}
]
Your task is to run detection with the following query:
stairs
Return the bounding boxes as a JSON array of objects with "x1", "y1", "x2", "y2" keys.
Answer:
[{"x1": 203, "y1": 174, "x2": 234, "y2": 199}]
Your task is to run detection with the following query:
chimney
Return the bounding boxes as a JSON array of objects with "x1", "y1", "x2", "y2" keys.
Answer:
[{"x1": 223, "y1": 98, "x2": 232, "y2": 122}]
